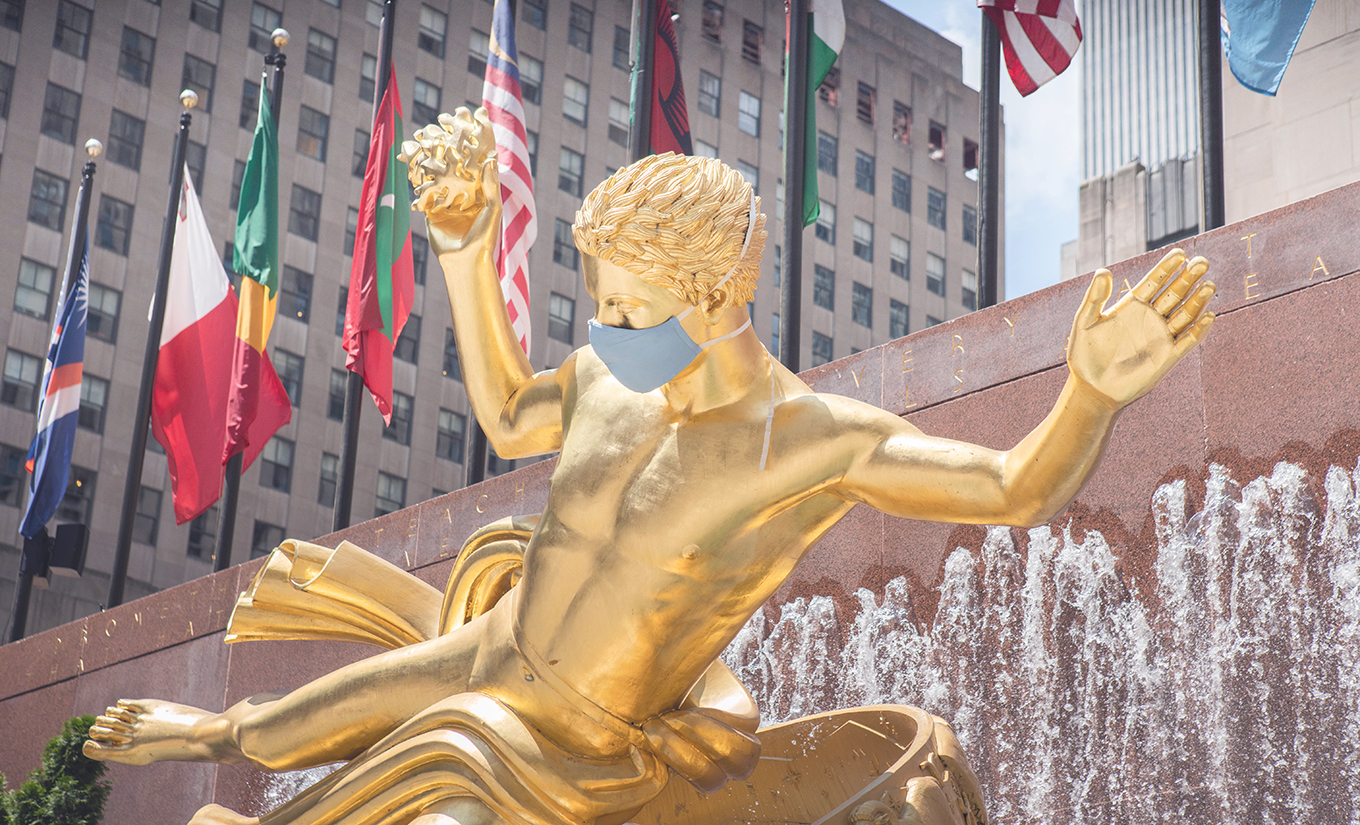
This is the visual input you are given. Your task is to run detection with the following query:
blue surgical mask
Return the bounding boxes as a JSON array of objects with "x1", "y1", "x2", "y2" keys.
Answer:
[{"x1": 588, "y1": 192, "x2": 758, "y2": 394}]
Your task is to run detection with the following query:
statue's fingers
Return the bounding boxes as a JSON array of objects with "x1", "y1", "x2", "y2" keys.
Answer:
[
  {"x1": 1152, "y1": 255, "x2": 1209, "y2": 315},
  {"x1": 1173, "y1": 311, "x2": 1215, "y2": 359},
  {"x1": 95, "y1": 713, "x2": 132, "y2": 732},
  {"x1": 1132, "y1": 248, "x2": 1187, "y2": 303},
  {"x1": 90, "y1": 723, "x2": 132, "y2": 744},
  {"x1": 1167, "y1": 281, "x2": 1215, "y2": 337},
  {"x1": 1077, "y1": 270, "x2": 1113, "y2": 328}
]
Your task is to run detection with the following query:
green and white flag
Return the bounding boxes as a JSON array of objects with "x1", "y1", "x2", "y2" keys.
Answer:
[{"x1": 787, "y1": 0, "x2": 844, "y2": 226}]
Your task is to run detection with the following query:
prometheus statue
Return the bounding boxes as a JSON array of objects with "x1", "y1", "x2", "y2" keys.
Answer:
[{"x1": 84, "y1": 108, "x2": 1215, "y2": 825}]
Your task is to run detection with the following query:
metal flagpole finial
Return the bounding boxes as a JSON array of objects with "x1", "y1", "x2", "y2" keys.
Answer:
[
  {"x1": 272, "y1": 28, "x2": 290, "y2": 48},
  {"x1": 84, "y1": 138, "x2": 103, "y2": 158},
  {"x1": 180, "y1": 89, "x2": 199, "y2": 109}
]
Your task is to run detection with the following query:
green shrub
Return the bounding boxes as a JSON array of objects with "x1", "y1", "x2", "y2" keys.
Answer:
[{"x1": 0, "y1": 716, "x2": 110, "y2": 825}]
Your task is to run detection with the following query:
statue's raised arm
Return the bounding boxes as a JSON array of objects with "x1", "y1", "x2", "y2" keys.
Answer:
[{"x1": 400, "y1": 107, "x2": 565, "y2": 458}]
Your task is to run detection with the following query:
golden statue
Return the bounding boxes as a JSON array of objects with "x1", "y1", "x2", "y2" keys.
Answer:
[{"x1": 83, "y1": 109, "x2": 1215, "y2": 825}]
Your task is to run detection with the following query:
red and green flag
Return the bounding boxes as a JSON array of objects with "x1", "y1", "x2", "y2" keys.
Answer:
[
  {"x1": 344, "y1": 70, "x2": 414, "y2": 424},
  {"x1": 787, "y1": 0, "x2": 845, "y2": 226}
]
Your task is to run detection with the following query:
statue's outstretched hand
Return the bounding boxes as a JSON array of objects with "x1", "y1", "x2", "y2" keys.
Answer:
[
  {"x1": 398, "y1": 107, "x2": 500, "y2": 259},
  {"x1": 1068, "y1": 248, "x2": 1215, "y2": 410}
]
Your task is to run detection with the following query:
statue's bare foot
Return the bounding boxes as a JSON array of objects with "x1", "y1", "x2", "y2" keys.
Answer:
[{"x1": 84, "y1": 699, "x2": 232, "y2": 766}]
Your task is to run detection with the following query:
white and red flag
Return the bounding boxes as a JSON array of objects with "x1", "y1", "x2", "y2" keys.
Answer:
[
  {"x1": 481, "y1": 0, "x2": 536, "y2": 355},
  {"x1": 978, "y1": 0, "x2": 1082, "y2": 96}
]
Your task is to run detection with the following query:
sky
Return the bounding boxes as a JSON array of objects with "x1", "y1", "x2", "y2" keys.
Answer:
[{"x1": 877, "y1": 1, "x2": 1083, "y2": 300}]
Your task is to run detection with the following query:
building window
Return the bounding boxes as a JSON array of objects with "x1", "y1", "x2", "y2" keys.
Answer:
[
  {"x1": 318, "y1": 453, "x2": 338, "y2": 507},
  {"x1": 520, "y1": 55, "x2": 543, "y2": 104},
  {"x1": 926, "y1": 253, "x2": 945, "y2": 297},
  {"x1": 852, "y1": 218, "x2": 873, "y2": 262},
  {"x1": 613, "y1": 26, "x2": 630, "y2": 70},
  {"x1": 334, "y1": 286, "x2": 348, "y2": 335},
  {"x1": 383, "y1": 391, "x2": 414, "y2": 445},
  {"x1": 964, "y1": 138, "x2": 979, "y2": 179},
  {"x1": 854, "y1": 151, "x2": 874, "y2": 194},
  {"x1": 818, "y1": 66, "x2": 839, "y2": 105},
  {"x1": 443, "y1": 329, "x2": 462, "y2": 380},
  {"x1": 249, "y1": 3, "x2": 282, "y2": 53},
  {"x1": 297, "y1": 105, "x2": 330, "y2": 161},
  {"x1": 487, "y1": 446, "x2": 517, "y2": 478},
  {"x1": 608, "y1": 99, "x2": 629, "y2": 146},
  {"x1": 698, "y1": 71, "x2": 721, "y2": 117},
  {"x1": 523, "y1": 0, "x2": 546, "y2": 30},
  {"x1": 28, "y1": 170, "x2": 68, "y2": 231},
  {"x1": 928, "y1": 120, "x2": 946, "y2": 161},
  {"x1": 191, "y1": 0, "x2": 222, "y2": 32},
  {"x1": 132, "y1": 486, "x2": 161, "y2": 545},
  {"x1": 185, "y1": 141, "x2": 207, "y2": 192},
  {"x1": 814, "y1": 200, "x2": 835, "y2": 244},
  {"x1": 568, "y1": 4, "x2": 593, "y2": 52},
  {"x1": 395, "y1": 314, "x2": 420, "y2": 364},
  {"x1": 280, "y1": 266, "x2": 313, "y2": 321},
  {"x1": 737, "y1": 91, "x2": 760, "y2": 137},
  {"x1": 526, "y1": 130, "x2": 538, "y2": 175},
  {"x1": 420, "y1": 5, "x2": 448, "y2": 57},
  {"x1": 892, "y1": 169, "x2": 910, "y2": 212},
  {"x1": 963, "y1": 204, "x2": 978, "y2": 246},
  {"x1": 856, "y1": 82, "x2": 875, "y2": 124},
  {"x1": 893, "y1": 101, "x2": 911, "y2": 144},
  {"x1": 15, "y1": 259, "x2": 55, "y2": 320},
  {"x1": 53, "y1": 1, "x2": 92, "y2": 59},
  {"x1": 57, "y1": 466, "x2": 95, "y2": 523},
  {"x1": 41, "y1": 83, "x2": 81, "y2": 144},
  {"x1": 186, "y1": 505, "x2": 218, "y2": 558},
  {"x1": 344, "y1": 207, "x2": 359, "y2": 255},
  {"x1": 852, "y1": 283, "x2": 873, "y2": 328},
  {"x1": 376, "y1": 472, "x2": 406, "y2": 517},
  {"x1": 239, "y1": 80, "x2": 260, "y2": 130},
  {"x1": 702, "y1": 0, "x2": 723, "y2": 40},
  {"x1": 0, "y1": 61, "x2": 12, "y2": 119},
  {"x1": 259, "y1": 436, "x2": 294, "y2": 492},
  {"x1": 816, "y1": 131, "x2": 837, "y2": 176},
  {"x1": 890, "y1": 236, "x2": 909, "y2": 280},
  {"x1": 558, "y1": 147, "x2": 584, "y2": 197},
  {"x1": 349, "y1": 130, "x2": 371, "y2": 179},
  {"x1": 563, "y1": 77, "x2": 589, "y2": 126},
  {"x1": 0, "y1": 443, "x2": 27, "y2": 507},
  {"x1": 813, "y1": 265, "x2": 834, "y2": 310},
  {"x1": 289, "y1": 185, "x2": 321, "y2": 241},
  {"x1": 412, "y1": 79, "x2": 441, "y2": 127},
  {"x1": 695, "y1": 139, "x2": 717, "y2": 159},
  {"x1": 927, "y1": 187, "x2": 946, "y2": 230},
  {"x1": 328, "y1": 369, "x2": 347, "y2": 420},
  {"x1": 251, "y1": 520, "x2": 284, "y2": 559},
  {"x1": 437, "y1": 409, "x2": 466, "y2": 462},
  {"x1": 554, "y1": 219, "x2": 578, "y2": 270},
  {"x1": 811, "y1": 332, "x2": 833, "y2": 367},
  {"x1": 735, "y1": 160, "x2": 758, "y2": 193},
  {"x1": 96, "y1": 196, "x2": 134, "y2": 256},
  {"x1": 119, "y1": 27, "x2": 156, "y2": 87},
  {"x1": 773, "y1": 244, "x2": 781, "y2": 287},
  {"x1": 926, "y1": 315, "x2": 942, "y2": 327},
  {"x1": 87, "y1": 283, "x2": 120, "y2": 342},
  {"x1": 78, "y1": 374, "x2": 108, "y2": 432},
  {"x1": 273, "y1": 349, "x2": 304, "y2": 406},
  {"x1": 770, "y1": 312, "x2": 780, "y2": 355},
  {"x1": 230, "y1": 160, "x2": 247, "y2": 209},
  {"x1": 890, "y1": 299, "x2": 909, "y2": 338},
  {"x1": 181, "y1": 54, "x2": 216, "y2": 112},
  {"x1": 741, "y1": 20, "x2": 762, "y2": 64},
  {"x1": 549, "y1": 292, "x2": 575, "y2": 344},
  {"x1": 2, "y1": 350, "x2": 40, "y2": 411},
  {"x1": 412, "y1": 236, "x2": 428, "y2": 286},
  {"x1": 107, "y1": 110, "x2": 146, "y2": 171},
  {"x1": 962, "y1": 269, "x2": 978, "y2": 311},
  {"x1": 360, "y1": 53, "x2": 377, "y2": 103},
  {"x1": 468, "y1": 29, "x2": 489, "y2": 76},
  {"x1": 304, "y1": 28, "x2": 336, "y2": 83}
]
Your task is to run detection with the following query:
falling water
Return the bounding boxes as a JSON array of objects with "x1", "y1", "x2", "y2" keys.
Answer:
[{"x1": 721, "y1": 460, "x2": 1360, "y2": 825}]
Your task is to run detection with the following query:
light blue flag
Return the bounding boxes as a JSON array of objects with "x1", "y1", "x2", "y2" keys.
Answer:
[{"x1": 1222, "y1": 0, "x2": 1317, "y2": 96}]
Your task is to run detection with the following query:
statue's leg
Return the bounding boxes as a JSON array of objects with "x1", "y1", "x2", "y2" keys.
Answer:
[
  {"x1": 87, "y1": 620, "x2": 484, "y2": 771},
  {"x1": 411, "y1": 798, "x2": 506, "y2": 825}
]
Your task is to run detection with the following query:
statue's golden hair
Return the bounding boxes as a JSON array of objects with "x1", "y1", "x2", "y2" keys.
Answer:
[{"x1": 572, "y1": 153, "x2": 767, "y2": 307}]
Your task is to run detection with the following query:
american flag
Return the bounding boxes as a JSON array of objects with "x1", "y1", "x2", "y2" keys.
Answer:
[
  {"x1": 978, "y1": 0, "x2": 1083, "y2": 97},
  {"x1": 482, "y1": 0, "x2": 536, "y2": 355}
]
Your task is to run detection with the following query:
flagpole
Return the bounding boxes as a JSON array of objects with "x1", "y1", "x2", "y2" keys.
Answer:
[
  {"x1": 977, "y1": 12, "x2": 1001, "y2": 309},
  {"x1": 217, "y1": 29, "x2": 289, "y2": 571},
  {"x1": 1197, "y1": 0, "x2": 1225, "y2": 231},
  {"x1": 108, "y1": 92, "x2": 197, "y2": 609},
  {"x1": 629, "y1": 0, "x2": 657, "y2": 161},
  {"x1": 335, "y1": 0, "x2": 397, "y2": 531},
  {"x1": 7, "y1": 139, "x2": 102, "y2": 642},
  {"x1": 780, "y1": 0, "x2": 810, "y2": 371}
]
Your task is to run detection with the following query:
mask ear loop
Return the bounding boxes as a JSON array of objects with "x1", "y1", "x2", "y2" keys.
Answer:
[{"x1": 676, "y1": 191, "x2": 759, "y2": 323}]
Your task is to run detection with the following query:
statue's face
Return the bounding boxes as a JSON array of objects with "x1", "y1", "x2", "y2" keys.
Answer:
[{"x1": 583, "y1": 256, "x2": 689, "y2": 331}]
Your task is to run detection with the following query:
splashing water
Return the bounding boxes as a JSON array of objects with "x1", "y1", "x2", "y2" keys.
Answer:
[{"x1": 722, "y1": 460, "x2": 1360, "y2": 825}]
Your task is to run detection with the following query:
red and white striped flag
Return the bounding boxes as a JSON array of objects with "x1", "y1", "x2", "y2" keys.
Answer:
[
  {"x1": 978, "y1": 0, "x2": 1082, "y2": 97},
  {"x1": 481, "y1": 0, "x2": 536, "y2": 355}
]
